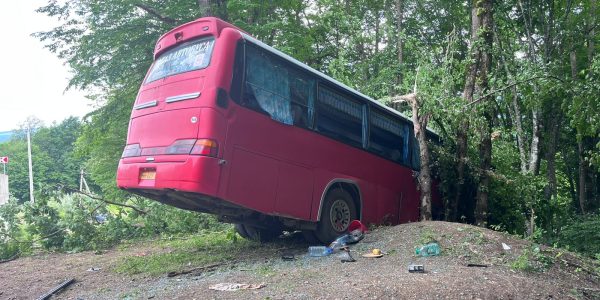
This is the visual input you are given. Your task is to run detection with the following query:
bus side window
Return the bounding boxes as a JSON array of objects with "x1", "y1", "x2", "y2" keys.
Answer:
[
  {"x1": 230, "y1": 40, "x2": 244, "y2": 103},
  {"x1": 369, "y1": 110, "x2": 409, "y2": 164},
  {"x1": 244, "y1": 46, "x2": 293, "y2": 125},
  {"x1": 316, "y1": 86, "x2": 364, "y2": 148},
  {"x1": 289, "y1": 71, "x2": 315, "y2": 129}
]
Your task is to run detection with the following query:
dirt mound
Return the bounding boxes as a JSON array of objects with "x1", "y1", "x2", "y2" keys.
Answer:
[{"x1": 1, "y1": 221, "x2": 598, "y2": 299}]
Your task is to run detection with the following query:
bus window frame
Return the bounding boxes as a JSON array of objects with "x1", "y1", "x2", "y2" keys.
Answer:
[
  {"x1": 234, "y1": 42, "x2": 317, "y2": 130},
  {"x1": 144, "y1": 36, "x2": 216, "y2": 85},
  {"x1": 231, "y1": 37, "x2": 424, "y2": 172}
]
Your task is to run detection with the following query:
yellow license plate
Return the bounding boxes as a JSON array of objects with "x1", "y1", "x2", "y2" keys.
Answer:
[{"x1": 140, "y1": 170, "x2": 156, "y2": 180}]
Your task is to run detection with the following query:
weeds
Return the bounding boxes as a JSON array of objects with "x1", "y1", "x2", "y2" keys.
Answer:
[
  {"x1": 114, "y1": 230, "x2": 257, "y2": 275},
  {"x1": 511, "y1": 245, "x2": 554, "y2": 272}
]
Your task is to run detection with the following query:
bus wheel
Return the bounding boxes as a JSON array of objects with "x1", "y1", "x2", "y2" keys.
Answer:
[
  {"x1": 234, "y1": 223, "x2": 251, "y2": 239},
  {"x1": 315, "y1": 189, "x2": 357, "y2": 243},
  {"x1": 237, "y1": 224, "x2": 279, "y2": 243}
]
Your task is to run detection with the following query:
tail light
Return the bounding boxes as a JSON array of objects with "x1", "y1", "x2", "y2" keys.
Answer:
[
  {"x1": 122, "y1": 144, "x2": 141, "y2": 158},
  {"x1": 190, "y1": 139, "x2": 218, "y2": 157},
  {"x1": 126, "y1": 139, "x2": 218, "y2": 158},
  {"x1": 166, "y1": 139, "x2": 196, "y2": 154}
]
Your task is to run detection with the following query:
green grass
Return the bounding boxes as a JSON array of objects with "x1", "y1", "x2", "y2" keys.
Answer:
[{"x1": 114, "y1": 229, "x2": 258, "y2": 275}]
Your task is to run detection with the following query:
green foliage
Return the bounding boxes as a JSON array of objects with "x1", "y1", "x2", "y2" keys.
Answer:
[
  {"x1": 554, "y1": 214, "x2": 600, "y2": 258},
  {"x1": 511, "y1": 245, "x2": 554, "y2": 273},
  {"x1": 23, "y1": 0, "x2": 600, "y2": 261},
  {"x1": 0, "y1": 192, "x2": 223, "y2": 259},
  {"x1": 114, "y1": 229, "x2": 253, "y2": 275}
]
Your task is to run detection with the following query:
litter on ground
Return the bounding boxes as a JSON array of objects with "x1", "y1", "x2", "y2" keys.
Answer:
[{"x1": 208, "y1": 283, "x2": 266, "y2": 291}]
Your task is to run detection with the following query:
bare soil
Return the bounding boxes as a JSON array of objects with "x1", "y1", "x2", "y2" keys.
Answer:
[{"x1": 1, "y1": 221, "x2": 599, "y2": 300}]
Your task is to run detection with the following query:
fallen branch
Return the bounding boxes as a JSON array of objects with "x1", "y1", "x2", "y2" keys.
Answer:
[
  {"x1": 167, "y1": 262, "x2": 225, "y2": 277},
  {"x1": 36, "y1": 278, "x2": 75, "y2": 300},
  {"x1": 62, "y1": 187, "x2": 148, "y2": 215},
  {"x1": 0, "y1": 252, "x2": 20, "y2": 264}
]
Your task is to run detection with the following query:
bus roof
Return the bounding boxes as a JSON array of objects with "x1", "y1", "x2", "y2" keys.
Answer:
[{"x1": 239, "y1": 32, "x2": 438, "y2": 137}]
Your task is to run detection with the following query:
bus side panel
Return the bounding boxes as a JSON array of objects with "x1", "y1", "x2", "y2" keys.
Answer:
[
  {"x1": 274, "y1": 162, "x2": 314, "y2": 220},
  {"x1": 376, "y1": 185, "x2": 400, "y2": 224},
  {"x1": 226, "y1": 147, "x2": 278, "y2": 213}
]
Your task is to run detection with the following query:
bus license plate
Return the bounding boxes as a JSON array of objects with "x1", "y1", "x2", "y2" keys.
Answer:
[{"x1": 140, "y1": 170, "x2": 156, "y2": 180}]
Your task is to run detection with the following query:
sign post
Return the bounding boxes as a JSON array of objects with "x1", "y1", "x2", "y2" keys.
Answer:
[{"x1": 0, "y1": 156, "x2": 7, "y2": 174}]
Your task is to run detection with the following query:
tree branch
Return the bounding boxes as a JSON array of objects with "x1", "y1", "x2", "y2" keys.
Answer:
[
  {"x1": 62, "y1": 187, "x2": 148, "y2": 215},
  {"x1": 465, "y1": 75, "x2": 564, "y2": 107},
  {"x1": 135, "y1": 4, "x2": 178, "y2": 25}
]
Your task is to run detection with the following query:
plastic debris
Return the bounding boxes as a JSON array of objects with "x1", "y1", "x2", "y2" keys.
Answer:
[
  {"x1": 308, "y1": 246, "x2": 333, "y2": 257},
  {"x1": 339, "y1": 250, "x2": 356, "y2": 263},
  {"x1": 502, "y1": 243, "x2": 511, "y2": 250},
  {"x1": 415, "y1": 243, "x2": 441, "y2": 257},
  {"x1": 208, "y1": 283, "x2": 265, "y2": 291},
  {"x1": 408, "y1": 264, "x2": 425, "y2": 273},
  {"x1": 86, "y1": 267, "x2": 101, "y2": 272}
]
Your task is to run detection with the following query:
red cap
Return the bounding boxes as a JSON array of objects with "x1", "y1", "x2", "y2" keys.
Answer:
[{"x1": 348, "y1": 220, "x2": 368, "y2": 233}]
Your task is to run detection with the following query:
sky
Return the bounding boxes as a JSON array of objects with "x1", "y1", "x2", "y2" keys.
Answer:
[{"x1": 0, "y1": 1, "x2": 93, "y2": 132}]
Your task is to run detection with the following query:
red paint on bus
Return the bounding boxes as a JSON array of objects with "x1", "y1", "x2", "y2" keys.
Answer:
[{"x1": 117, "y1": 17, "x2": 440, "y2": 242}]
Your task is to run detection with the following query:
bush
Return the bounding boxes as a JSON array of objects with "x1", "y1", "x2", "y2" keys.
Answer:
[
  {"x1": 0, "y1": 193, "x2": 225, "y2": 259},
  {"x1": 555, "y1": 213, "x2": 600, "y2": 257}
]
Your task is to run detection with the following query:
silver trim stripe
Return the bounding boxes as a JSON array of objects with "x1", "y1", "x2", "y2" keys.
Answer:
[
  {"x1": 134, "y1": 100, "x2": 158, "y2": 110},
  {"x1": 166, "y1": 92, "x2": 201, "y2": 103}
]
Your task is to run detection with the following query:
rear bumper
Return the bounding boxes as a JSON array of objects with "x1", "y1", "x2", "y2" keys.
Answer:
[{"x1": 117, "y1": 155, "x2": 221, "y2": 196}]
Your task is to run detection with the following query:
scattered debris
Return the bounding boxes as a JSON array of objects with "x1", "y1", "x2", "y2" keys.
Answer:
[
  {"x1": 408, "y1": 264, "x2": 425, "y2": 273},
  {"x1": 86, "y1": 267, "x2": 101, "y2": 272},
  {"x1": 308, "y1": 246, "x2": 332, "y2": 257},
  {"x1": 167, "y1": 263, "x2": 223, "y2": 277},
  {"x1": 362, "y1": 249, "x2": 384, "y2": 258},
  {"x1": 339, "y1": 250, "x2": 356, "y2": 263},
  {"x1": 208, "y1": 283, "x2": 265, "y2": 291},
  {"x1": 415, "y1": 243, "x2": 441, "y2": 257},
  {"x1": 134, "y1": 252, "x2": 148, "y2": 257},
  {"x1": 36, "y1": 278, "x2": 75, "y2": 300},
  {"x1": 502, "y1": 243, "x2": 511, "y2": 250},
  {"x1": 467, "y1": 263, "x2": 489, "y2": 268},
  {"x1": 281, "y1": 253, "x2": 295, "y2": 261}
]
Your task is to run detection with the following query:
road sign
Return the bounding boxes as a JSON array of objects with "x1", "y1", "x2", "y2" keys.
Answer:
[{"x1": 0, "y1": 157, "x2": 7, "y2": 164}]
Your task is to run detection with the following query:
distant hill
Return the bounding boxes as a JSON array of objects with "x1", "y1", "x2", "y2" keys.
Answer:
[{"x1": 0, "y1": 131, "x2": 13, "y2": 143}]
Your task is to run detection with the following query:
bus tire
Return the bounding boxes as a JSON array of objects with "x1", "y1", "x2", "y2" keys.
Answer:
[
  {"x1": 301, "y1": 230, "x2": 321, "y2": 244},
  {"x1": 234, "y1": 223, "x2": 251, "y2": 239},
  {"x1": 238, "y1": 224, "x2": 279, "y2": 243},
  {"x1": 315, "y1": 188, "x2": 357, "y2": 243}
]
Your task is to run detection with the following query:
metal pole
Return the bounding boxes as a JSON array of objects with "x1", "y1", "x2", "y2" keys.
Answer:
[{"x1": 27, "y1": 125, "x2": 34, "y2": 204}]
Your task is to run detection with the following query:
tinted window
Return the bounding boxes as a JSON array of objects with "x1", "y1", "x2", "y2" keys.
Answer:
[
  {"x1": 369, "y1": 110, "x2": 409, "y2": 164},
  {"x1": 316, "y1": 87, "x2": 364, "y2": 147},
  {"x1": 145, "y1": 37, "x2": 215, "y2": 83},
  {"x1": 242, "y1": 45, "x2": 315, "y2": 128}
]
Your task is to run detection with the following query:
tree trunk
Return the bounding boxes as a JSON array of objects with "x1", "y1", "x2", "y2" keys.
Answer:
[
  {"x1": 544, "y1": 110, "x2": 559, "y2": 200},
  {"x1": 395, "y1": 0, "x2": 404, "y2": 88},
  {"x1": 394, "y1": 88, "x2": 433, "y2": 221},
  {"x1": 528, "y1": 108, "x2": 541, "y2": 175},
  {"x1": 473, "y1": 0, "x2": 494, "y2": 227},
  {"x1": 578, "y1": 140, "x2": 587, "y2": 214},
  {"x1": 198, "y1": 0, "x2": 212, "y2": 17},
  {"x1": 410, "y1": 96, "x2": 433, "y2": 221},
  {"x1": 452, "y1": 0, "x2": 481, "y2": 221}
]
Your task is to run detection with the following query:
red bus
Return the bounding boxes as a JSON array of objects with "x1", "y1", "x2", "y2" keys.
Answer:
[{"x1": 117, "y1": 17, "x2": 438, "y2": 243}]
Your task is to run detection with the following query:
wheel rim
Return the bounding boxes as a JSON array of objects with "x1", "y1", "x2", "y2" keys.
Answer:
[{"x1": 330, "y1": 199, "x2": 351, "y2": 232}]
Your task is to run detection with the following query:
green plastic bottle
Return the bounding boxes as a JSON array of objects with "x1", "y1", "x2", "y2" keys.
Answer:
[{"x1": 415, "y1": 242, "x2": 441, "y2": 256}]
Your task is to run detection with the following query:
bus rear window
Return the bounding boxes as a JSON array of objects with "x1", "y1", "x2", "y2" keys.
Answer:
[{"x1": 145, "y1": 37, "x2": 215, "y2": 83}]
